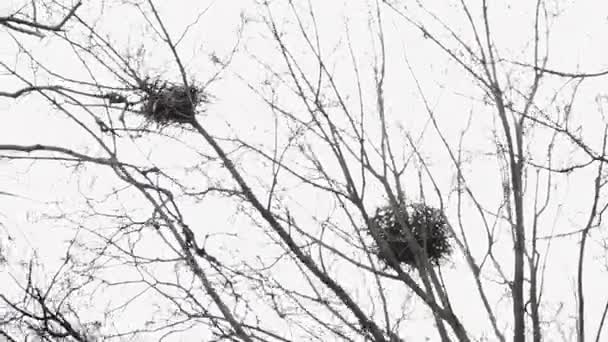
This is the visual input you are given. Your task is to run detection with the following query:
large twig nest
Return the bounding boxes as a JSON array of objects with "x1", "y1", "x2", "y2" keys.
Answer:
[
  {"x1": 369, "y1": 202, "x2": 452, "y2": 268},
  {"x1": 139, "y1": 79, "x2": 204, "y2": 126}
]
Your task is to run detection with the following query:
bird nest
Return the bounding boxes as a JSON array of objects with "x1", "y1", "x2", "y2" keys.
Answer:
[
  {"x1": 138, "y1": 79, "x2": 203, "y2": 126},
  {"x1": 369, "y1": 202, "x2": 452, "y2": 268}
]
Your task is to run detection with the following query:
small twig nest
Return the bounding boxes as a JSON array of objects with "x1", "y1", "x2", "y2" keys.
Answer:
[
  {"x1": 369, "y1": 202, "x2": 452, "y2": 268},
  {"x1": 139, "y1": 79, "x2": 203, "y2": 126}
]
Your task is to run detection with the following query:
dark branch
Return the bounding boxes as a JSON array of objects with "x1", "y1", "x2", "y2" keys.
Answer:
[{"x1": 0, "y1": 1, "x2": 82, "y2": 37}]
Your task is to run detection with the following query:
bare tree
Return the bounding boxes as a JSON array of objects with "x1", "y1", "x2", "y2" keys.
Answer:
[{"x1": 2, "y1": 0, "x2": 608, "y2": 341}]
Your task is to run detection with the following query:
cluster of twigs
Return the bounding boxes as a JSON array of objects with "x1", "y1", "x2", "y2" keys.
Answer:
[
  {"x1": 370, "y1": 202, "x2": 452, "y2": 268},
  {"x1": 137, "y1": 78, "x2": 204, "y2": 126}
]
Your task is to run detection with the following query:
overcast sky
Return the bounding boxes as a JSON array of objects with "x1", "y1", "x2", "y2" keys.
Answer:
[{"x1": 2, "y1": 0, "x2": 608, "y2": 341}]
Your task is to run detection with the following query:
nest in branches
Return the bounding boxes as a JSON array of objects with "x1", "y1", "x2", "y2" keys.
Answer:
[
  {"x1": 139, "y1": 79, "x2": 203, "y2": 126},
  {"x1": 369, "y1": 202, "x2": 452, "y2": 268}
]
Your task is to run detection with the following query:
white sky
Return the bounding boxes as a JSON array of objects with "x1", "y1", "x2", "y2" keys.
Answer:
[{"x1": 2, "y1": 0, "x2": 608, "y2": 341}]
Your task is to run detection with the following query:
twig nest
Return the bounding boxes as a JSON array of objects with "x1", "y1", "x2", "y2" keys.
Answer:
[
  {"x1": 369, "y1": 202, "x2": 452, "y2": 268},
  {"x1": 139, "y1": 79, "x2": 204, "y2": 126}
]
